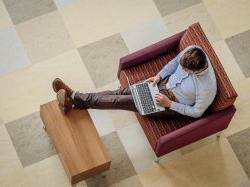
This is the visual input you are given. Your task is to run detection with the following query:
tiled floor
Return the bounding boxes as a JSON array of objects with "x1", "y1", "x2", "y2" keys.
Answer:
[
  {"x1": 228, "y1": 128, "x2": 250, "y2": 178},
  {"x1": 3, "y1": 0, "x2": 57, "y2": 25},
  {"x1": 0, "y1": 0, "x2": 12, "y2": 29},
  {"x1": 86, "y1": 132, "x2": 136, "y2": 187},
  {"x1": 0, "y1": 27, "x2": 30, "y2": 76},
  {"x1": 5, "y1": 112, "x2": 56, "y2": 167},
  {"x1": 154, "y1": 0, "x2": 201, "y2": 16},
  {"x1": 121, "y1": 18, "x2": 168, "y2": 52},
  {"x1": 16, "y1": 11, "x2": 74, "y2": 64},
  {"x1": 226, "y1": 30, "x2": 250, "y2": 77},
  {"x1": 0, "y1": 0, "x2": 250, "y2": 187},
  {"x1": 78, "y1": 34, "x2": 128, "y2": 88},
  {"x1": 163, "y1": 3, "x2": 222, "y2": 42}
]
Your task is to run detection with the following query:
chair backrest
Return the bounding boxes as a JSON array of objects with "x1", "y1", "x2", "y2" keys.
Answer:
[{"x1": 178, "y1": 23, "x2": 237, "y2": 112}]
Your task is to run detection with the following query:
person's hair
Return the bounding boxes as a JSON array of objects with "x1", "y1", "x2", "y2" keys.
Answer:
[{"x1": 180, "y1": 48, "x2": 207, "y2": 71}]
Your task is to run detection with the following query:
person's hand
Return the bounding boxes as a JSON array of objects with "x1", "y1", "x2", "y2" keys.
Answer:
[
  {"x1": 155, "y1": 93, "x2": 172, "y2": 108},
  {"x1": 146, "y1": 75, "x2": 161, "y2": 86}
]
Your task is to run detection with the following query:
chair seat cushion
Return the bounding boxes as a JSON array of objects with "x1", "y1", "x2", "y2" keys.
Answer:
[{"x1": 135, "y1": 113, "x2": 196, "y2": 149}]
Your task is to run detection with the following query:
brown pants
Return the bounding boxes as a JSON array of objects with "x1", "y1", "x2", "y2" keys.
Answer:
[{"x1": 73, "y1": 77, "x2": 182, "y2": 118}]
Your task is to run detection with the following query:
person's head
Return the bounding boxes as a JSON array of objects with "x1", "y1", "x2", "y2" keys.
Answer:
[{"x1": 180, "y1": 47, "x2": 208, "y2": 74}]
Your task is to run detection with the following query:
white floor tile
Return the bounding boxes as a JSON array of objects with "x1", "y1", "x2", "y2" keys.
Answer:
[
  {"x1": 164, "y1": 3, "x2": 222, "y2": 42},
  {"x1": 16, "y1": 11, "x2": 74, "y2": 64},
  {"x1": 121, "y1": 18, "x2": 169, "y2": 52},
  {"x1": 0, "y1": 27, "x2": 30, "y2": 76},
  {"x1": 0, "y1": 0, "x2": 12, "y2": 29},
  {"x1": 203, "y1": 0, "x2": 250, "y2": 38},
  {"x1": 0, "y1": 50, "x2": 95, "y2": 123}
]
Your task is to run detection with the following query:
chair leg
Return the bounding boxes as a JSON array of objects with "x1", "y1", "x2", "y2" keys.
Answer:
[
  {"x1": 154, "y1": 155, "x2": 160, "y2": 163},
  {"x1": 216, "y1": 132, "x2": 222, "y2": 139}
]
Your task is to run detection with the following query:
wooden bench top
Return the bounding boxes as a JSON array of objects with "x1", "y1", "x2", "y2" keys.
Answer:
[{"x1": 40, "y1": 100, "x2": 111, "y2": 185}]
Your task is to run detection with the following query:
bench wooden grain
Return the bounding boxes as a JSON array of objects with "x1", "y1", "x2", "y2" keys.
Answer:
[{"x1": 40, "y1": 100, "x2": 111, "y2": 185}]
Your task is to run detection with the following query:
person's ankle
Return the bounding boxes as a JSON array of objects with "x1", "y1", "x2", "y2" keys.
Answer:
[{"x1": 70, "y1": 91, "x2": 77, "y2": 100}]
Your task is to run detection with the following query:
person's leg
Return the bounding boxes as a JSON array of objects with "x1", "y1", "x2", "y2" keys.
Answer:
[
  {"x1": 85, "y1": 86, "x2": 131, "y2": 96},
  {"x1": 72, "y1": 77, "x2": 181, "y2": 118},
  {"x1": 53, "y1": 78, "x2": 135, "y2": 112},
  {"x1": 53, "y1": 77, "x2": 182, "y2": 118},
  {"x1": 72, "y1": 90, "x2": 138, "y2": 112}
]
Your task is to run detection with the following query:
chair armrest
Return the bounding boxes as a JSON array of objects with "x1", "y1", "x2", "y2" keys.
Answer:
[
  {"x1": 154, "y1": 105, "x2": 236, "y2": 157},
  {"x1": 117, "y1": 30, "x2": 186, "y2": 78}
]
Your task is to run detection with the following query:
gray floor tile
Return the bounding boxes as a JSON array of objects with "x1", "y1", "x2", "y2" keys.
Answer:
[
  {"x1": 3, "y1": 0, "x2": 57, "y2": 24},
  {"x1": 0, "y1": 27, "x2": 30, "y2": 76},
  {"x1": 228, "y1": 127, "x2": 250, "y2": 178},
  {"x1": 112, "y1": 176, "x2": 143, "y2": 187},
  {"x1": 226, "y1": 30, "x2": 250, "y2": 77},
  {"x1": 5, "y1": 112, "x2": 56, "y2": 167},
  {"x1": 163, "y1": 3, "x2": 222, "y2": 43},
  {"x1": 86, "y1": 132, "x2": 136, "y2": 187},
  {"x1": 54, "y1": 0, "x2": 79, "y2": 8},
  {"x1": 153, "y1": 0, "x2": 201, "y2": 16},
  {"x1": 238, "y1": 180, "x2": 250, "y2": 187},
  {"x1": 16, "y1": 11, "x2": 74, "y2": 64},
  {"x1": 78, "y1": 34, "x2": 129, "y2": 88}
]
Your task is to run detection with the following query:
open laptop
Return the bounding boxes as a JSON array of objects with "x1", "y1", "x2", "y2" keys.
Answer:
[{"x1": 130, "y1": 81, "x2": 165, "y2": 115}]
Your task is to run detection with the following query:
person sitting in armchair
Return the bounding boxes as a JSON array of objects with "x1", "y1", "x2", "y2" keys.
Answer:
[{"x1": 52, "y1": 45, "x2": 217, "y2": 118}]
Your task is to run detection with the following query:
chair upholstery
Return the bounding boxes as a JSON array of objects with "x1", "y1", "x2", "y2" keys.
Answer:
[{"x1": 117, "y1": 23, "x2": 237, "y2": 157}]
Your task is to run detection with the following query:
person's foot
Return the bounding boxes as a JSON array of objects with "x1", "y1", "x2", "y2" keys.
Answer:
[
  {"x1": 52, "y1": 78, "x2": 73, "y2": 97},
  {"x1": 56, "y1": 89, "x2": 73, "y2": 114}
]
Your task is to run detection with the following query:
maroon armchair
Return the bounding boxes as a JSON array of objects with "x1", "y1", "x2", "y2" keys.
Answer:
[{"x1": 117, "y1": 23, "x2": 238, "y2": 159}]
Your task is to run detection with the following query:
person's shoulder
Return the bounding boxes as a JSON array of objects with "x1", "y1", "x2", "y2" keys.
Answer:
[{"x1": 195, "y1": 68, "x2": 216, "y2": 86}]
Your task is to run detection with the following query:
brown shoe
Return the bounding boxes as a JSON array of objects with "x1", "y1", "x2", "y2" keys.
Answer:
[
  {"x1": 52, "y1": 78, "x2": 73, "y2": 97},
  {"x1": 57, "y1": 89, "x2": 73, "y2": 114}
]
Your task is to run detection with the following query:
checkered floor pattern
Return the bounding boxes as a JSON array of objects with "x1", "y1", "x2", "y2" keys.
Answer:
[{"x1": 1, "y1": 0, "x2": 250, "y2": 186}]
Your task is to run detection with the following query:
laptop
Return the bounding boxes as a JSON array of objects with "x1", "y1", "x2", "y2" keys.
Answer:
[{"x1": 130, "y1": 81, "x2": 165, "y2": 115}]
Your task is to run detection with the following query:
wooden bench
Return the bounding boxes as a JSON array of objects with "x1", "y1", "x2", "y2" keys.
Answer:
[{"x1": 40, "y1": 100, "x2": 111, "y2": 185}]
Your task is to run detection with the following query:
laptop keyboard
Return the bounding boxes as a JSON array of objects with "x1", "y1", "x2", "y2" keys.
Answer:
[{"x1": 136, "y1": 83, "x2": 156, "y2": 114}]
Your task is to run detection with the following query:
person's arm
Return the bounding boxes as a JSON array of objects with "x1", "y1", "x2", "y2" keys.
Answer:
[
  {"x1": 157, "y1": 56, "x2": 179, "y2": 79},
  {"x1": 169, "y1": 89, "x2": 214, "y2": 118}
]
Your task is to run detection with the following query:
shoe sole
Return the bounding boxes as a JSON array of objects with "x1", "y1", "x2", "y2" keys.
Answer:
[
  {"x1": 57, "y1": 89, "x2": 66, "y2": 106},
  {"x1": 57, "y1": 89, "x2": 73, "y2": 115}
]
